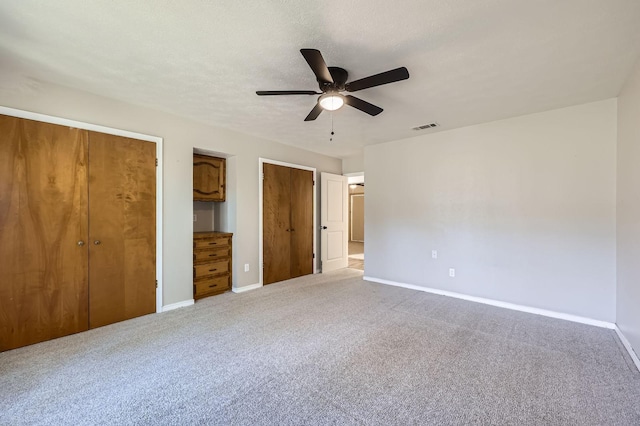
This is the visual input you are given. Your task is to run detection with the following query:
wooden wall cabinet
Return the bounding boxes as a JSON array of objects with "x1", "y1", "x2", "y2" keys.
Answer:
[
  {"x1": 193, "y1": 232, "x2": 232, "y2": 299},
  {"x1": 193, "y1": 154, "x2": 226, "y2": 202}
]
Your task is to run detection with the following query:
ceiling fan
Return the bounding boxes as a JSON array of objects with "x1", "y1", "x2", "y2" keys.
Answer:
[{"x1": 256, "y1": 49, "x2": 409, "y2": 121}]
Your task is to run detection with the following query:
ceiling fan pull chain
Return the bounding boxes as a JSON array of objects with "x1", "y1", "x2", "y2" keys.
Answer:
[{"x1": 330, "y1": 112, "x2": 334, "y2": 142}]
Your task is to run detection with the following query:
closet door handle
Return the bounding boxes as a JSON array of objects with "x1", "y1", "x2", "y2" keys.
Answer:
[{"x1": 94, "y1": 240, "x2": 101, "y2": 245}]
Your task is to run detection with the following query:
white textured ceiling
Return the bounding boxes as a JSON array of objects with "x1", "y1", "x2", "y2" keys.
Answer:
[{"x1": 1, "y1": 0, "x2": 640, "y2": 158}]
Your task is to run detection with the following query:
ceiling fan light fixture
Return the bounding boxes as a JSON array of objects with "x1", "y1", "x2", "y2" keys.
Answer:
[{"x1": 319, "y1": 93, "x2": 345, "y2": 111}]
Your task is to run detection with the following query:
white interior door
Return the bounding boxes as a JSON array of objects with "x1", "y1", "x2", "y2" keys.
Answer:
[{"x1": 321, "y1": 172, "x2": 348, "y2": 272}]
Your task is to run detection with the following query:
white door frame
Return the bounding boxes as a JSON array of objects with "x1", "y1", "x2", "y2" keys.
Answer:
[
  {"x1": 0, "y1": 106, "x2": 164, "y2": 313},
  {"x1": 258, "y1": 158, "x2": 317, "y2": 287}
]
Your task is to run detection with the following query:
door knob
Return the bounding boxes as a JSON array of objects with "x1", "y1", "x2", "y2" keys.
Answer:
[
  {"x1": 94, "y1": 240, "x2": 101, "y2": 245},
  {"x1": 77, "y1": 240, "x2": 85, "y2": 246},
  {"x1": 321, "y1": 226, "x2": 328, "y2": 230}
]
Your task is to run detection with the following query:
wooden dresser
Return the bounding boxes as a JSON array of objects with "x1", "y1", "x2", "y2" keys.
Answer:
[{"x1": 193, "y1": 232, "x2": 233, "y2": 299}]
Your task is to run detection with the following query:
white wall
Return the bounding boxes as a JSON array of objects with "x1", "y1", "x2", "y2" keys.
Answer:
[
  {"x1": 0, "y1": 82, "x2": 341, "y2": 306},
  {"x1": 365, "y1": 99, "x2": 617, "y2": 322},
  {"x1": 342, "y1": 153, "x2": 364, "y2": 174},
  {"x1": 617, "y1": 59, "x2": 640, "y2": 355}
]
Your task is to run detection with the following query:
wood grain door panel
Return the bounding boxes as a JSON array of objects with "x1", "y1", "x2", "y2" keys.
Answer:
[
  {"x1": 88, "y1": 132, "x2": 156, "y2": 329},
  {"x1": 0, "y1": 115, "x2": 89, "y2": 351},
  {"x1": 263, "y1": 163, "x2": 292, "y2": 285},
  {"x1": 290, "y1": 168, "x2": 313, "y2": 278},
  {"x1": 263, "y1": 163, "x2": 314, "y2": 285}
]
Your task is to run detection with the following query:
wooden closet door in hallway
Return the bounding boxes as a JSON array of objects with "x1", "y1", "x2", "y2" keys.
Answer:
[
  {"x1": 88, "y1": 132, "x2": 156, "y2": 329},
  {"x1": 263, "y1": 163, "x2": 313, "y2": 285},
  {"x1": 0, "y1": 115, "x2": 89, "y2": 351}
]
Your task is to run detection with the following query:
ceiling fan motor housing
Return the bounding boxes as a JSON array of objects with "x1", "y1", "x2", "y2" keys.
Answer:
[{"x1": 321, "y1": 67, "x2": 349, "y2": 92}]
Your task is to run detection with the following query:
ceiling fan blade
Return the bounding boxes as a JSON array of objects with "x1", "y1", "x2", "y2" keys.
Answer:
[
  {"x1": 304, "y1": 103, "x2": 323, "y2": 121},
  {"x1": 256, "y1": 90, "x2": 322, "y2": 96},
  {"x1": 256, "y1": 90, "x2": 320, "y2": 96},
  {"x1": 300, "y1": 49, "x2": 334, "y2": 84},
  {"x1": 344, "y1": 95, "x2": 383, "y2": 116},
  {"x1": 345, "y1": 67, "x2": 409, "y2": 92}
]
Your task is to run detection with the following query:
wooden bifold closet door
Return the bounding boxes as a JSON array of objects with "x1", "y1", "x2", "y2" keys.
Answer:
[
  {"x1": 0, "y1": 116, "x2": 89, "y2": 350},
  {"x1": 0, "y1": 114, "x2": 156, "y2": 351},
  {"x1": 263, "y1": 163, "x2": 313, "y2": 285},
  {"x1": 88, "y1": 132, "x2": 156, "y2": 329}
]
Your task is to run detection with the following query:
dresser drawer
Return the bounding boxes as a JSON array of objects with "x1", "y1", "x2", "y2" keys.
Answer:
[
  {"x1": 194, "y1": 259, "x2": 229, "y2": 279},
  {"x1": 194, "y1": 275, "x2": 230, "y2": 298},
  {"x1": 193, "y1": 275, "x2": 231, "y2": 298},
  {"x1": 194, "y1": 237, "x2": 230, "y2": 249},
  {"x1": 194, "y1": 246, "x2": 230, "y2": 262}
]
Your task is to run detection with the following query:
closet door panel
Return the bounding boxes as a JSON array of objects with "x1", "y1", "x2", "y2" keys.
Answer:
[
  {"x1": 263, "y1": 163, "x2": 291, "y2": 284},
  {"x1": 0, "y1": 115, "x2": 89, "y2": 351},
  {"x1": 88, "y1": 132, "x2": 156, "y2": 329},
  {"x1": 290, "y1": 168, "x2": 313, "y2": 278}
]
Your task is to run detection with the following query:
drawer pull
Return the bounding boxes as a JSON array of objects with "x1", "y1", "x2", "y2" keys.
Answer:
[
  {"x1": 209, "y1": 268, "x2": 218, "y2": 272},
  {"x1": 208, "y1": 242, "x2": 217, "y2": 245},
  {"x1": 208, "y1": 284, "x2": 218, "y2": 288},
  {"x1": 208, "y1": 253, "x2": 217, "y2": 257}
]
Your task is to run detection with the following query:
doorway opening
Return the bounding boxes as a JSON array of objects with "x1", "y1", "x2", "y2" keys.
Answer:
[{"x1": 347, "y1": 174, "x2": 364, "y2": 270}]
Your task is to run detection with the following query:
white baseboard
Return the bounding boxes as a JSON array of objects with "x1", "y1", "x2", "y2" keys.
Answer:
[
  {"x1": 614, "y1": 326, "x2": 640, "y2": 372},
  {"x1": 162, "y1": 299, "x2": 194, "y2": 312},
  {"x1": 232, "y1": 282, "x2": 262, "y2": 293},
  {"x1": 363, "y1": 276, "x2": 615, "y2": 329}
]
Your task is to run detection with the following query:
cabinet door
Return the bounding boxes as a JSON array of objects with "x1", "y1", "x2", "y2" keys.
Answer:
[
  {"x1": 263, "y1": 163, "x2": 292, "y2": 284},
  {"x1": 88, "y1": 132, "x2": 156, "y2": 329},
  {"x1": 193, "y1": 155, "x2": 225, "y2": 201},
  {"x1": 290, "y1": 168, "x2": 313, "y2": 278},
  {"x1": 0, "y1": 115, "x2": 89, "y2": 351}
]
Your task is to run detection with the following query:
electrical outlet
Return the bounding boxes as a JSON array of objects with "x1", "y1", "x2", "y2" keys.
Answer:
[
  {"x1": 449, "y1": 268, "x2": 455, "y2": 277},
  {"x1": 432, "y1": 250, "x2": 437, "y2": 259},
  {"x1": 244, "y1": 263, "x2": 250, "y2": 272},
  {"x1": 193, "y1": 214, "x2": 197, "y2": 222}
]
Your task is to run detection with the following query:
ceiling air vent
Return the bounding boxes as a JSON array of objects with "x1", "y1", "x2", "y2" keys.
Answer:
[{"x1": 412, "y1": 122, "x2": 439, "y2": 131}]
